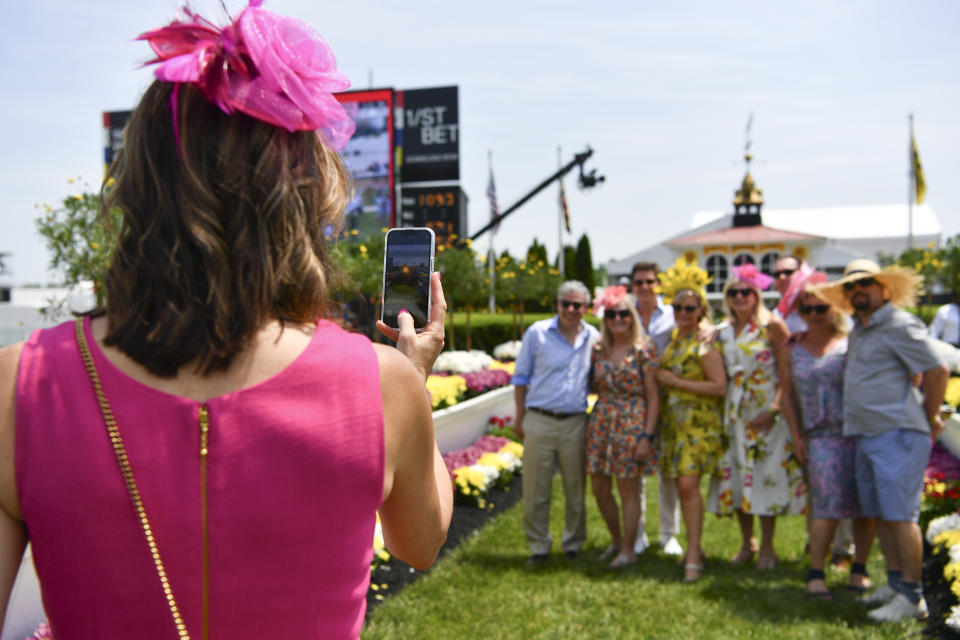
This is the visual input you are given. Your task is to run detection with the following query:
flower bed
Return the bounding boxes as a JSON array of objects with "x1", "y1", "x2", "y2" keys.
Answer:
[
  {"x1": 442, "y1": 432, "x2": 523, "y2": 508},
  {"x1": 924, "y1": 441, "x2": 960, "y2": 636}
]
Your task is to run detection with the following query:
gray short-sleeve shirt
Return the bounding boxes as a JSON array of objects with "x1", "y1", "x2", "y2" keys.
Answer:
[{"x1": 843, "y1": 303, "x2": 944, "y2": 437}]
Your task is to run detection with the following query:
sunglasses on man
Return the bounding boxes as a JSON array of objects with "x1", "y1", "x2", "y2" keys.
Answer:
[
  {"x1": 798, "y1": 303, "x2": 830, "y2": 315},
  {"x1": 603, "y1": 309, "x2": 632, "y2": 320},
  {"x1": 773, "y1": 268, "x2": 797, "y2": 279},
  {"x1": 842, "y1": 277, "x2": 877, "y2": 291},
  {"x1": 559, "y1": 300, "x2": 584, "y2": 310},
  {"x1": 633, "y1": 278, "x2": 657, "y2": 286}
]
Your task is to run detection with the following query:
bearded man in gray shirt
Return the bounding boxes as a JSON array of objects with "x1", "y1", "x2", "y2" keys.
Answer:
[{"x1": 817, "y1": 259, "x2": 948, "y2": 622}]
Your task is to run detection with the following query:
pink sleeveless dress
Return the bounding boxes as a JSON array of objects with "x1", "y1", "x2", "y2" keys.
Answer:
[{"x1": 15, "y1": 317, "x2": 383, "y2": 639}]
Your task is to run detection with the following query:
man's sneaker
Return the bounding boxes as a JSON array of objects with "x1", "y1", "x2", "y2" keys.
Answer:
[
  {"x1": 867, "y1": 593, "x2": 928, "y2": 622},
  {"x1": 634, "y1": 532, "x2": 650, "y2": 555},
  {"x1": 660, "y1": 536, "x2": 684, "y2": 556},
  {"x1": 859, "y1": 584, "x2": 898, "y2": 606}
]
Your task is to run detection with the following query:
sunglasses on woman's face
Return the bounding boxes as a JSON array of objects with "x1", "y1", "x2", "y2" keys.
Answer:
[
  {"x1": 559, "y1": 300, "x2": 583, "y2": 310},
  {"x1": 726, "y1": 288, "x2": 753, "y2": 298},
  {"x1": 842, "y1": 277, "x2": 878, "y2": 291},
  {"x1": 604, "y1": 309, "x2": 632, "y2": 320},
  {"x1": 799, "y1": 303, "x2": 831, "y2": 315},
  {"x1": 671, "y1": 303, "x2": 698, "y2": 314}
]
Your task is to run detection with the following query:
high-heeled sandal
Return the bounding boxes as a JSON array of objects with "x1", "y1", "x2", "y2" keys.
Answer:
[
  {"x1": 756, "y1": 550, "x2": 780, "y2": 571},
  {"x1": 609, "y1": 553, "x2": 637, "y2": 569},
  {"x1": 805, "y1": 568, "x2": 831, "y2": 600},
  {"x1": 598, "y1": 544, "x2": 618, "y2": 561},
  {"x1": 846, "y1": 562, "x2": 871, "y2": 593},
  {"x1": 730, "y1": 539, "x2": 758, "y2": 566}
]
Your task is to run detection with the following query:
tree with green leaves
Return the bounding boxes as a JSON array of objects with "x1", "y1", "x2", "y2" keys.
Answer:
[{"x1": 34, "y1": 183, "x2": 122, "y2": 316}]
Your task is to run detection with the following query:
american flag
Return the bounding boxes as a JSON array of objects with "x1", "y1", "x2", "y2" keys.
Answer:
[{"x1": 487, "y1": 157, "x2": 500, "y2": 233}]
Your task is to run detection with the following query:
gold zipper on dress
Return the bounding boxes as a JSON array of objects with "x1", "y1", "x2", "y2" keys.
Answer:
[{"x1": 198, "y1": 404, "x2": 211, "y2": 640}]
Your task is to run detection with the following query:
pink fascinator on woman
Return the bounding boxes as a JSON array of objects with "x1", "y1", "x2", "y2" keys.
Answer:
[
  {"x1": 730, "y1": 263, "x2": 773, "y2": 292},
  {"x1": 593, "y1": 286, "x2": 628, "y2": 316},
  {"x1": 139, "y1": 0, "x2": 355, "y2": 150},
  {"x1": 776, "y1": 262, "x2": 828, "y2": 317}
]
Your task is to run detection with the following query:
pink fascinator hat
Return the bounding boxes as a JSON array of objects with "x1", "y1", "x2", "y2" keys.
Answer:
[
  {"x1": 593, "y1": 285, "x2": 628, "y2": 317},
  {"x1": 776, "y1": 262, "x2": 827, "y2": 317},
  {"x1": 730, "y1": 263, "x2": 773, "y2": 292},
  {"x1": 138, "y1": 0, "x2": 355, "y2": 151}
]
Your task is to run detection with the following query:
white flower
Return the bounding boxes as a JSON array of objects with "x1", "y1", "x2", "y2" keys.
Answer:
[
  {"x1": 493, "y1": 340, "x2": 523, "y2": 361},
  {"x1": 947, "y1": 605, "x2": 960, "y2": 630},
  {"x1": 926, "y1": 513, "x2": 960, "y2": 545},
  {"x1": 497, "y1": 451, "x2": 522, "y2": 472},
  {"x1": 433, "y1": 350, "x2": 494, "y2": 374}
]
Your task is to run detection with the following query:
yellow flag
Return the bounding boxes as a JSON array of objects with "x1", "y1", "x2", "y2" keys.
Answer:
[
  {"x1": 912, "y1": 133, "x2": 926, "y2": 204},
  {"x1": 559, "y1": 179, "x2": 571, "y2": 233}
]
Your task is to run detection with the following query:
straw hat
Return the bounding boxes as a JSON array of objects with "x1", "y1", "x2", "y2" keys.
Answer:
[{"x1": 812, "y1": 258, "x2": 922, "y2": 314}]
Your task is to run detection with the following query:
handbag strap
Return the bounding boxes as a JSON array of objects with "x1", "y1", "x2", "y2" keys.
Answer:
[{"x1": 74, "y1": 319, "x2": 192, "y2": 640}]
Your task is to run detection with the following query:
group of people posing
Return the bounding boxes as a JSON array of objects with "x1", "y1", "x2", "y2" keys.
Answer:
[{"x1": 511, "y1": 254, "x2": 949, "y2": 624}]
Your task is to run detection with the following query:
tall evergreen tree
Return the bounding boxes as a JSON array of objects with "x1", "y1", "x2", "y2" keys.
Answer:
[{"x1": 575, "y1": 234, "x2": 595, "y2": 292}]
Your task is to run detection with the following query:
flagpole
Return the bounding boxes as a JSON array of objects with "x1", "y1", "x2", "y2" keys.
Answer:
[
  {"x1": 488, "y1": 150, "x2": 497, "y2": 313},
  {"x1": 557, "y1": 145, "x2": 564, "y2": 277},
  {"x1": 908, "y1": 113, "x2": 914, "y2": 251}
]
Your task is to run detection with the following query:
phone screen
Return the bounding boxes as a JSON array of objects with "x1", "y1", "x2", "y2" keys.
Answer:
[{"x1": 381, "y1": 228, "x2": 435, "y2": 330}]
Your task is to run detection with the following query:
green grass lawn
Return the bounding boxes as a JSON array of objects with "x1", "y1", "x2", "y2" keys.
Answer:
[{"x1": 363, "y1": 476, "x2": 923, "y2": 639}]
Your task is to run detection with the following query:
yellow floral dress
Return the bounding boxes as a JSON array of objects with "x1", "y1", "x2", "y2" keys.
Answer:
[
  {"x1": 658, "y1": 330, "x2": 724, "y2": 478},
  {"x1": 707, "y1": 320, "x2": 806, "y2": 517}
]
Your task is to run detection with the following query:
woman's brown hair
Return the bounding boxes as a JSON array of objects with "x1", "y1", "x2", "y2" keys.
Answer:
[{"x1": 101, "y1": 80, "x2": 351, "y2": 377}]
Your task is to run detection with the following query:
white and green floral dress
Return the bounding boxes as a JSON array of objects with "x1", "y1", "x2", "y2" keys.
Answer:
[{"x1": 707, "y1": 319, "x2": 806, "y2": 517}]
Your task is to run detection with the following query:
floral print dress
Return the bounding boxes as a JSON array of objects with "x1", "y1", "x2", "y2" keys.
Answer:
[
  {"x1": 790, "y1": 339, "x2": 860, "y2": 519},
  {"x1": 585, "y1": 343, "x2": 658, "y2": 479},
  {"x1": 658, "y1": 330, "x2": 724, "y2": 478},
  {"x1": 707, "y1": 320, "x2": 806, "y2": 516}
]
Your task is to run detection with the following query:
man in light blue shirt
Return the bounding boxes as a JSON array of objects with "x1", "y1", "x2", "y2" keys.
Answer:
[
  {"x1": 512, "y1": 281, "x2": 599, "y2": 563},
  {"x1": 631, "y1": 262, "x2": 682, "y2": 555}
]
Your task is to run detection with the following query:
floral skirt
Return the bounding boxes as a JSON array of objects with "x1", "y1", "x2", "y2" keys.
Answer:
[{"x1": 807, "y1": 427, "x2": 860, "y2": 520}]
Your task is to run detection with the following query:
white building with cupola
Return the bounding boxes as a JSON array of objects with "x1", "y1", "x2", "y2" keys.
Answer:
[{"x1": 607, "y1": 152, "x2": 942, "y2": 298}]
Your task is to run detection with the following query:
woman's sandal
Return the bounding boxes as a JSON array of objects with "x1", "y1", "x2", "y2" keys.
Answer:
[
  {"x1": 756, "y1": 550, "x2": 780, "y2": 571},
  {"x1": 598, "y1": 544, "x2": 618, "y2": 561},
  {"x1": 683, "y1": 563, "x2": 703, "y2": 582},
  {"x1": 806, "y1": 569, "x2": 832, "y2": 600},
  {"x1": 609, "y1": 553, "x2": 637, "y2": 569},
  {"x1": 845, "y1": 562, "x2": 871, "y2": 593},
  {"x1": 730, "y1": 539, "x2": 758, "y2": 566}
]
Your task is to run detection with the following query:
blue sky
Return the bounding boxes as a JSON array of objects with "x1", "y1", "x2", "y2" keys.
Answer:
[{"x1": 2, "y1": 0, "x2": 958, "y2": 284}]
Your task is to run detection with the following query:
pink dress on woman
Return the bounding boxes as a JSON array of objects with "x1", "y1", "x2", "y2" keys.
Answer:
[{"x1": 15, "y1": 317, "x2": 383, "y2": 639}]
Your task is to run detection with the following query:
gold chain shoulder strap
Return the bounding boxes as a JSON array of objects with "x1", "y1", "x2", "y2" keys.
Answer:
[{"x1": 74, "y1": 319, "x2": 191, "y2": 640}]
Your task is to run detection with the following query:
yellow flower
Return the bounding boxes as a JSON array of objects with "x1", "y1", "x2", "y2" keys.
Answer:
[
  {"x1": 90, "y1": 242, "x2": 100, "y2": 250},
  {"x1": 477, "y1": 452, "x2": 506, "y2": 471},
  {"x1": 359, "y1": 245, "x2": 367, "y2": 254},
  {"x1": 934, "y1": 530, "x2": 960, "y2": 549},
  {"x1": 946, "y1": 378, "x2": 960, "y2": 407},
  {"x1": 350, "y1": 229, "x2": 359, "y2": 236},
  {"x1": 500, "y1": 441, "x2": 524, "y2": 458},
  {"x1": 488, "y1": 360, "x2": 515, "y2": 374},
  {"x1": 73, "y1": 194, "x2": 83, "y2": 201}
]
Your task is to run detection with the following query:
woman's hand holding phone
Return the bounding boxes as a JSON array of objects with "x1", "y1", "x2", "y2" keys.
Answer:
[{"x1": 377, "y1": 272, "x2": 446, "y2": 380}]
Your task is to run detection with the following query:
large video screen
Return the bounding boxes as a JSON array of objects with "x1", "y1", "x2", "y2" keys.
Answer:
[{"x1": 335, "y1": 89, "x2": 395, "y2": 236}]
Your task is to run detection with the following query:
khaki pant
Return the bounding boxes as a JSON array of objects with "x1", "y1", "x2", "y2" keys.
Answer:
[{"x1": 521, "y1": 410, "x2": 587, "y2": 555}]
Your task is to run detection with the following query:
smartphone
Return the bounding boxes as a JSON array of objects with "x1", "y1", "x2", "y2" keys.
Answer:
[{"x1": 381, "y1": 227, "x2": 435, "y2": 331}]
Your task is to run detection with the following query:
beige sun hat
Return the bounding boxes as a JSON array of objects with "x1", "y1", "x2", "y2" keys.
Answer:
[{"x1": 812, "y1": 258, "x2": 923, "y2": 314}]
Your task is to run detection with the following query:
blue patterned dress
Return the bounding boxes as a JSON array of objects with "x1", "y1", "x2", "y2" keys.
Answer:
[{"x1": 789, "y1": 338, "x2": 860, "y2": 519}]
